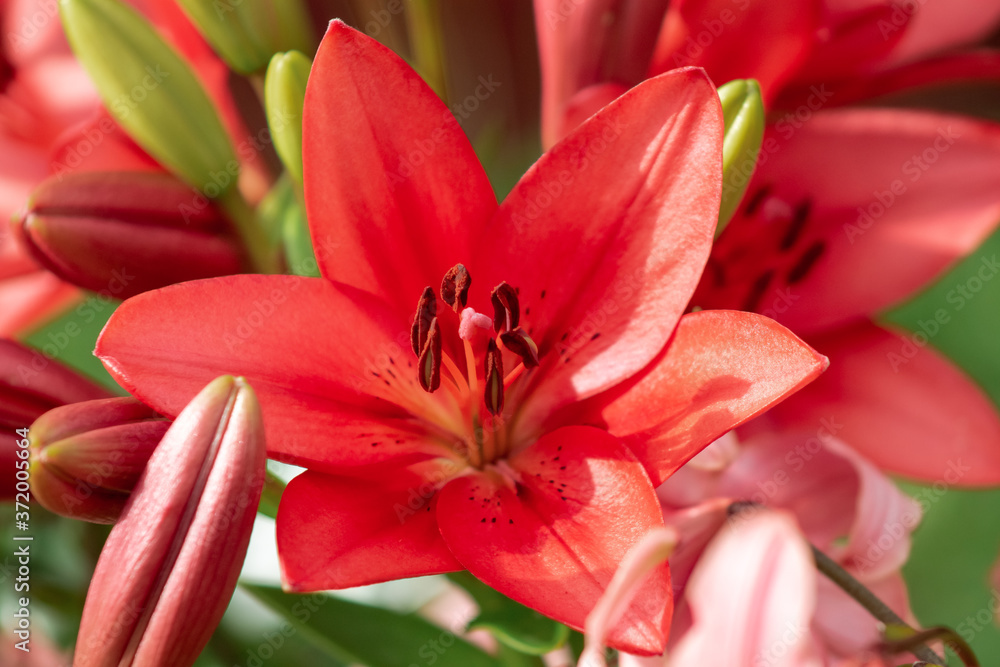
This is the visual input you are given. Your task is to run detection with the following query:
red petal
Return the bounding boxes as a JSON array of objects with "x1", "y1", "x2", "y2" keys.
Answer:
[
  {"x1": 277, "y1": 462, "x2": 463, "y2": 591},
  {"x1": 302, "y1": 21, "x2": 496, "y2": 311},
  {"x1": 886, "y1": 2, "x2": 1000, "y2": 66},
  {"x1": 96, "y1": 275, "x2": 458, "y2": 471},
  {"x1": 651, "y1": 0, "x2": 820, "y2": 103},
  {"x1": 579, "y1": 310, "x2": 827, "y2": 486},
  {"x1": 697, "y1": 108, "x2": 1000, "y2": 335},
  {"x1": 480, "y1": 68, "x2": 723, "y2": 421},
  {"x1": 535, "y1": 0, "x2": 671, "y2": 147},
  {"x1": 436, "y1": 426, "x2": 671, "y2": 655},
  {"x1": 760, "y1": 321, "x2": 1000, "y2": 485}
]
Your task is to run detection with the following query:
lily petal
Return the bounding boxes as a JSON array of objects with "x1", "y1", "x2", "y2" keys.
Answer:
[
  {"x1": 668, "y1": 510, "x2": 822, "y2": 666},
  {"x1": 535, "y1": 0, "x2": 671, "y2": 148},
  {"x1": 576, "y1": 310, "x2": 827, "y2": 486},
  {"x1": 651, "y1": 0, "x2": 820, "y2": 103},
  {"x1": 96, "y1": 275, "x2": 457, "y2": 472},
  {"x1": 760, "y1": 321, "x2": 1000, "y2": 485},
  {"x1": 481, "y1": 68, "x2": 723, "y2": 421},
  {"x1": 302, "y1": 20, "x2": 497, "y2": 312},
  {"x1": 277, "y1": 462, "x2": 463, "y2": 592},
  {"x1": 886, "y1": 1, "x2": 1000, "y2": 66},
  {"x1": 436, "y1": 426, "x2": 671, "y2": 655},
  {"x1": 696, "y1": 108, "x2": 1000, "y2": 335}
]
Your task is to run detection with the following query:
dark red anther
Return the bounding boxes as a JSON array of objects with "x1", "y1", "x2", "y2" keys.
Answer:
[
  {"x1": 484, "y1": 339, "x2": 504, "y2": 415},
  {"x1": 499, "y1": 327, "x2": 539, "y2": 368},
  {"x1": 490, "y1": 282, "x2": 520, "y2": 333},
  {"x1": 410, "y1": 286, "x2": 437, "y2": 356},
  {"x1": 418, "y1": 317, "x2": 442, "y2": 392},
  {"x1": 440, "y1": 264, "x2": 472, "y2": 313}
]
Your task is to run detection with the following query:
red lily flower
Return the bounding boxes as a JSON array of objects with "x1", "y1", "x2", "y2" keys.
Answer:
[
  {"x1": 95, "y1": 22, "x2": 826, "y2": 653},
  {"x1": 535, "y1": 0, "x2": 1000, "y2": 485},
  {"x1": 535, "y1": 0, "x2": 1000, "y2": 141},
  {"x1": 694, "y1": 109, "x2": 1000, "y2": 483}
]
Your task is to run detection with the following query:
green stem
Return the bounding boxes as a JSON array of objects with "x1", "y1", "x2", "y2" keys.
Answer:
[
  {"x1": 257, "y1": 468, "x2": 286, "y2": 520},
  {"x1": 218, "y1": 187, "x2": 282, "y2": 274},
  {"x1": 405, "y1": 0, "x2": 448, "y2": 102},
  {"x1": 811, "y1": 546, "x2": 947, "y2": 665}
]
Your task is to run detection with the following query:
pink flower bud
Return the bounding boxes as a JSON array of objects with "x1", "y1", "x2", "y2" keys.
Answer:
[
  {"x1": 74, "y1": 376, "x2": 266, "y2": 666},
  {"x1": 29, "y1": 397, "x2": 168, "y2": 524},
  {"x1": 15, "y1": 171, "x2": 246, "y2": 299}
]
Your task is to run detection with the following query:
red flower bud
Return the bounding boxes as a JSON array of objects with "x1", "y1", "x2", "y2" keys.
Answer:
[
  {"x1": 2, "y1": 338, "x2": 111, "y2": 500},
  {"x1": 29, "y1": 397, "x2": 168, "y2": 524},
  {"x1": 15, "y1": 171, "x2": 246, "y2": 299},
  {"x1": 74, "y1": 376, "x2": 266, "y2": 667}
]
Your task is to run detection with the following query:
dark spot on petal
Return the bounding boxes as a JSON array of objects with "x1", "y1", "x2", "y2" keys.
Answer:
[
  {"x1": 560, "y1": 332, "x2": 568, "y2": 341},
  {"x1": 371, "y1": 442, "x2": 379, "y2": 447},
  {"x1": 779, "y1": 199, "x2": 812, "y2": 251},
  {"x1": 744, "y1": 184, "x2": 772, "y2": 217},
  {"x1": 742, "y1": 270, "x2": 774, "y2": 313},
  {"x1": 389, "y1": 356, "x2": 395, "y2": 365},
  {"x1": 509, "y1": 519, "x2": 514, "y2": 524},
  {"x1": 491, "y1": 517, "x2": 496, "y2": 523},
  {"x1": 564, "y1": 357, "x2": 572, "y2": 364},
  {"x1": 481, "y1": 518, "x2": 486, "y2": 523},
  {"x1": 786, "y1": 241, "x2": 826, "y2": 285},
  {"x1": 525, "y1": 307, "x2": 530, "y2": 316},
  {"x1": 560, "y1": 466, "x2": 567, "y2": 470},
  {"x1": 371, "y1": 372, "x2": 380, "y2": 377},
  {"x1": 540, "y1": 290, "x2": 546, "y2": 299},
  {"x1": 590, "y1": 332, "x2": 601, "y2": 341}
]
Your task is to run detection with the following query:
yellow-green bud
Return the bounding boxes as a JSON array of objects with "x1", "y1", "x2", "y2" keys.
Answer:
[
  {"x1": 265, "y1": 51, "x2": 311, "y2": 186},
  {"x1": 717, "y1": 79, "x2": 764, "y2": 236},
  {"x1": 59, "y1": 0, "x2": 239, "y2": 197},
  {"x1": 175, "y1": 0, "x2": 316, "y2": 75}
]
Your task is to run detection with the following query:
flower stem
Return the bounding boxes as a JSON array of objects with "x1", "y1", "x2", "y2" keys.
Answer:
[
  {"x1": 811, "y1": 546, "x2": 947, "y2": 665},
  {"x1": 257, "y1": 468, "x2": 286, "y2": 520},
  {"x1": 218, "y1": 187, "x2": 282, "y2": 274},
  {"x1": 405, "y1": 0, "x2": 448, "y2": 102}
]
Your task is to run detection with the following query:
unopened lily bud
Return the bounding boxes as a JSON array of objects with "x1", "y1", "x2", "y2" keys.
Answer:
[
  {"x1": 264, "y1": 51, "x2": 310, "y2": 186},
  {"x1": 718, "y1": 79, "x2": 764, "y2": 235},
  {"x1": 176, "y1": 0, "x2": 315, "y2": 75},
  {"x1": 16, "y1": 171, "x2": 246, "y2": 298},
  {"x1": 74, "y1": 376, "x2": 266, "y2": 666},
  {"x1": 59, "y1": 0, "x2": 238, "y2": 195},
  {"x1": 2, "y1": 338, "x2": 111, "y2": 500},
  {"x1": 29, "y1": 397, "x2": 169, "y2": 524}
]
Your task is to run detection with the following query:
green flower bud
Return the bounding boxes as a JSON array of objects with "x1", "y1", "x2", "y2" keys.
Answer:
[
  {"x1": 265, "y1": 51, "x2": 311, "y2": 186},
  {"x1": 59, "y1": 0, "x2": 238, "y2": 196},
  {"x1": 175, "y1": 0, "x2": 316, "y2": 75},
  {"x1": 717, "y1": 79, "x2": 764, "y2": 236}
]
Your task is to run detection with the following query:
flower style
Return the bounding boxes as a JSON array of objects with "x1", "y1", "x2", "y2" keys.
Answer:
[
  {"x1": 535, "y1": 0, "x2": 1000, "y2": 484},
  {"x1": 95, "y1": 22, "x2": 827, "y2": 653}
]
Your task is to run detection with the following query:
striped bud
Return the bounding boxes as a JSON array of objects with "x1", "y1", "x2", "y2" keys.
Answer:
[
  {"x1": 74, "y1": 376, "x2": 266, "y2": 666},
  {"x1": 29, "y1": 397, "x2": 168, "y2": 524},
  {"x1": 16, "y1": 171, "x2": 245, "y2": 299}
]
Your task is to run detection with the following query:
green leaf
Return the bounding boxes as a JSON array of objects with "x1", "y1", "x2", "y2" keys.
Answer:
[
  {"x1": 244, "y1": 584, "x2": 503, "y2": 667},
  {"x1": 717, "y1": 78, "x2": 764, "y2": 236},
  {"x1": 448, "y1": 572, "x2": 570, "y2": 655},
  {"x1": 59, "y1": 0, "x2": 237, "y2": 196}
]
